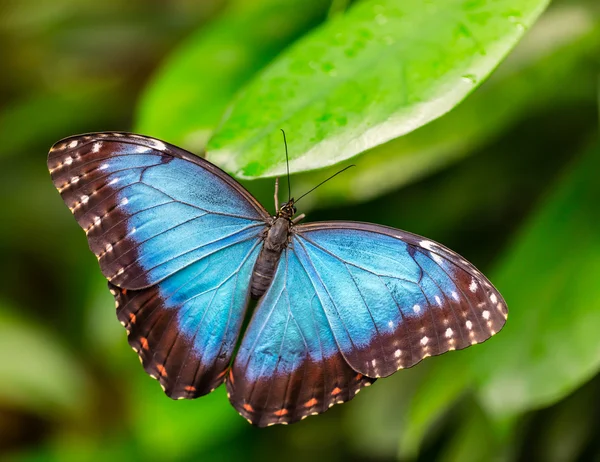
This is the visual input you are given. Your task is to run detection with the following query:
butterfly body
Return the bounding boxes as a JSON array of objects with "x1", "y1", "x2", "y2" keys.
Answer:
[
  {"x1": 48, "y1": 132, "x2": 507, "y2": 427},
  {"x1": 251, "y1": 203, "x2": 295, "y2": 299}
]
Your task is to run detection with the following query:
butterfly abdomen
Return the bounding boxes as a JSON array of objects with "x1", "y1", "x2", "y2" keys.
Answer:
[{"x1": 250, "y1": 218, "x2": 290, "y2": 299}]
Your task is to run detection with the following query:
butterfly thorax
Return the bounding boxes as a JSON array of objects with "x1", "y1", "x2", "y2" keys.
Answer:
[{"x1": 250, "y1": 204, "x2": 294, "y2": 299}]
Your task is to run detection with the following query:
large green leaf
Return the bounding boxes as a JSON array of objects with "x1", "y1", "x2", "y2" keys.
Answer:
[
  {"x1": 207, "y1": 0, "x2": 550, "y2": 178},
  {"x1": 135, "y1": 0, "x2": 330, "y2": 151},
  {"x1": 473, "y1": 143, "x2": 600, "y2": 417},
  {"x1": 290, "y1": 3, "x2": 600, "y2": 209}
]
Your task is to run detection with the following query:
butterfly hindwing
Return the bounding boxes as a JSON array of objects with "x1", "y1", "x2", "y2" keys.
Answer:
[
  {"x1": 111, "y1": 235, "x2": 262, "y2": 397},
  {"x1": 48, "y1": 133, "x2": 269, "y2": 397},
  {"x1": 228, "y1": 249, "x2": 376, "y2": 427}
]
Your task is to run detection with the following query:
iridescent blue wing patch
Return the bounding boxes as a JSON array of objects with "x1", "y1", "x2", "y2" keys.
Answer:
[
  {"x1": 228, "y1": 221, "x2": 506, "y2": 425},
  {"x1": 48, "y1": 133, "x2": 269, "y2": 289},
  {"x1": 228, "y1": 248, "x2": 376, "y2": 427},
  {"x1": 291, "y1": 222, "x2": 508, "y2": 378},
  {"x1": 111, "y1": 235, "x2": 261, "y2": 397},
  {"x1": 48, "y1": 133, "x2": 269, "y2": 397}
]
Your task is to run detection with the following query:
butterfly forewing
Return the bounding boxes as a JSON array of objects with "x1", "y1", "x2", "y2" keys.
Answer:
[
  {"x1": 48, "y1": 133, "x2": 269, "y2": 289},
  {"x1": 290, "y1": 222, "x2": 507, "y2": 378}
]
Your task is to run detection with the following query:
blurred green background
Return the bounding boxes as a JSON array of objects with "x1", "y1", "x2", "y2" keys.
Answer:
[{"x1": 1, "y1": 0, "x2": 599, "y2": 460}]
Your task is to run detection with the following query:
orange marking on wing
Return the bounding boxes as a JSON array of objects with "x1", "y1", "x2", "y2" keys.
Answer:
[
  {"x1": 156, "y1": 364, "x2": 168, "y2": 377},
  {"x1": 217, "y1": 369, "x2": 228, "y2": 379},
  {"x1": 331, "y1": 387, "x2": 342, "y2": 396},
  {"x1": 274, "y1": 409, "x2": 288, "y2": 417},
  {"x1": 122, "y1": 289, "x2": 127, "y2": 295},
  {"x1": 140, "y1": 337, "x2": 149, "y2": 350},
  {"x1": 128, "y1": 313, "x2": 136, "y2": 324},
  {"x1": 304, "y1": 398, "x2": 318, "y2": 408},
  {"x1": 355, "y1": 373, "x2": 363, "y2": 381},
  {"x1": 243, "y1": 403, "x2": 254, "y2": 413},
  {"x1": 228, "y1": 370, "x2": 235, "y2": 384},
  {"x1": 184, "y1": 386, "x2": 196, "y2": 392}
]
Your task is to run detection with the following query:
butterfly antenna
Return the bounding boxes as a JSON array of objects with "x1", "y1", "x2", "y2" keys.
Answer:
[
  {"x1": 295, "y1": 165, "x2": 356, "y2": 203},
  {"x1": 281, "y1": 129, "x2": 291, "y2": 202}
]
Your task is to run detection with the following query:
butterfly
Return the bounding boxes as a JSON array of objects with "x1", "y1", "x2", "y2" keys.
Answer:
[{"x1": 48, "y1": 132, "x2": 507, "y2": 427}]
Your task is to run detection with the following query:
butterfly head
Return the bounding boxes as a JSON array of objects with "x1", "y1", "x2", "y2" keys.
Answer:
[{"x1": 278, "y1": 199, "x2": 297, "y2": 220}]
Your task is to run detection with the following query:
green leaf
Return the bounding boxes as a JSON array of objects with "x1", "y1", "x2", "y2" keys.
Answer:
[
  {"x1": 135, "y1": 0, "x2": 330, "y2": 151},
  {"x1": 474, "y1": 143, "x2": 600, "y2": 417},
  {"x1": 207, "y1": 0, "x2": 550, "y2": 178},
  {"x1": 290, "y1": 3, "x2": 600, "y2": 209},
  {"x1": 0, "y1": 303, "x2": 91, "y2": 419}
]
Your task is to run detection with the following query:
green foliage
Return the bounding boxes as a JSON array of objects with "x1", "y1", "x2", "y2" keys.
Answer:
[
  {"x1": 476, "y1": 143, "x2": 600, "y2": 417},
  {"x1": 135, "y1": 0, "x2": 331, "y2": 150},
  {"x1": 0, "y1": 305, "x2": 91, "y2": 419},
  {"x1": 2, "y1": 0, "x2": 600, "y2": 460},
  {"x1": 205, "y1": 0, "x2": 549, "y2": 178}
]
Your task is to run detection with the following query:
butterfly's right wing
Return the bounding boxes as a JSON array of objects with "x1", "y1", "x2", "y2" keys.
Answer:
[
  {"x1": 48, "y1": 133, "x2": 269, "y2": 397},
  {"x1": 227, "y1": 222, "x2": 506, "y2": 426}
]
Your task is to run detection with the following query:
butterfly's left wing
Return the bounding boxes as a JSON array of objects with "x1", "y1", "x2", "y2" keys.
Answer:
[
  {"x1": 48, "y1": 133, "x2": 269, "y2": 397},
  {"x1": 228, "y1": 221, "x2": 507, "y2": 426}
]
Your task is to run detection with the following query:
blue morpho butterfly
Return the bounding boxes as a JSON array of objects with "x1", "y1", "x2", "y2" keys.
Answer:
[{"x1": 48, "y1": 132, "x2": 507, "y2": 427}]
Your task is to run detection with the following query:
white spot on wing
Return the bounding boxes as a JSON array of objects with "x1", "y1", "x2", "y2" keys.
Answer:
[
  {"x1": 431, "y1": 252, "x2": 444, "y2": 264},
  {"x1": 490, "y1": 293, "x2": 498, "y2": 304},
  {"x1": 64, "y1": 156, "x2": 73, "y2": 165},
  {"x1": 469, "y1": 279, "x2": 478, "y2": 293},
  {"x1": 482, "y1": 310, "x2": 490, "y2": 320},
  {"x1": 445, "y1": 328, "x2": 453, "y2": 338},
  {"x1": 99, "y1": 163, "x2": 109, "y2": 170},
  {"x1": 451, "y1": 291, "x2": 459, "y2": 301},
  {"x1": 435, "y1": 295, "x2": 442, "y2": 306},
  {"x1": 466, "y1": 320, "x2": 473, "y2": 330},
  {"x1": 150, "y1": 139, "x2": 167, "y2": 151},
  {"x1": 413, "y1": 304, "x2": 421, "y2": 314},
  {"x1": 81, "y1": 195, "x2": 89, "y2": 204},
  {"x1": 388, "y1": 320, "x2": 394, "y2": 328},
  {"x1": 108, "y1": 177, "x2": 119, "y2": 185},
  {"x1": 420, "y1": 336, "x2": 429, "y2": 346},
  {"x1": 394, "y1": 349, "x2": 401, "y2": 358},
  {"x1": 68, "y1": 140, "x2": 78, "y2": 148},
  {"x1": 92, "y1": 142, "x2": 102, "y2": 153},
  {"x1": 420, "y1": 240, "x2": 435, "y2": 250},
  {"x1": 120, "y1": 197, "x2": 129, "y2": 206}
]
